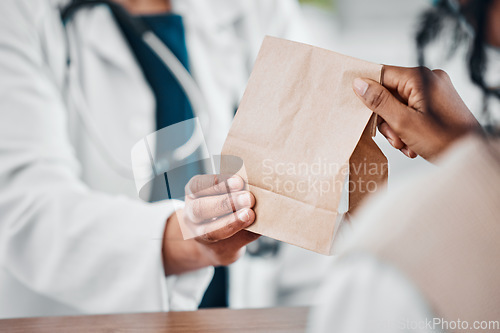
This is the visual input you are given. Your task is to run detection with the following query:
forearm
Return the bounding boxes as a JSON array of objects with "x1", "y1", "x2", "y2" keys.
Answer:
[
  {"x1": 162, "y1": 210, "x2": 212, "y2": 276},
  {"x1": 0, "y1": 169, "x2": 173, "y2": 313}
]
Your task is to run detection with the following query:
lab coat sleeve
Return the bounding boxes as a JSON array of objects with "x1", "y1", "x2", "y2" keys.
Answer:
[
  {"x1": 308, "y1": 254, "x2": 440, "y2": 333},
  {"x1": 0, "y1": 0, "x2": 211, "y2": 314}
]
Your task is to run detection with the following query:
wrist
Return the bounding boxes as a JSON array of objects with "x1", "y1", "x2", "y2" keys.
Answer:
[{"x1": 162, "y1": 210, "x2": 212, "y2": 276}]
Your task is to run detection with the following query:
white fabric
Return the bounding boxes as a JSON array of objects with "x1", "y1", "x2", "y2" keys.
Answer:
[
  {"x1": 309, "y1": 254, "x2": 440, "y2": 333},
  {"x1": 229, "y1": 240, "x2": 337, "y2": 308},
  {"x1": 0, "y1": 0, "x2": 302, "y2": 318},
  {"x1": 229, "y1": 208, "x2": 353, "y2": 309},
  {"x1": 308, "y1": 164, "x2": 443, "y2": 333}
]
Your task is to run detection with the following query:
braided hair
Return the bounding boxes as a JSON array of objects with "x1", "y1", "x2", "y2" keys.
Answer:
[{"x1": 415, "y1": 0, "x2": 499, "y2": 133}]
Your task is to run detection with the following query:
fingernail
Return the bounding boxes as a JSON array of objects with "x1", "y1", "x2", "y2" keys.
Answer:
[
  {"x1": 387, "y1": 138, "x2": 395, "y2": 146},
  {"x1": 401, "y1": 147, "x2": 410, "y2": 158},
  {"x1": 353, "y1": 78, "x2": 369, "y2": 96},
  {"x1": 227, "y1": 176, "x2": 242, "y2": 191},
  {"x1": 238, "y1": 209, "x2": 250, "y2": 222},
  {"x1": 237, "y1": 193, "x2": 251, "y2": 207}
]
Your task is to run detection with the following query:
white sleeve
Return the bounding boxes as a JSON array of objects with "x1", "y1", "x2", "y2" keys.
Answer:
[
  {"x1": 0, "y1": 0, "x2": 210, "y2": 314},
  {"x1": 309, "y1": 254, "x2": 442, "y2": 333}
]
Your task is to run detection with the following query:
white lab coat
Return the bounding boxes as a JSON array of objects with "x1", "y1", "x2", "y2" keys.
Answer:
[{"x1": 0, "y1": 0, "x2": 305, "y2": 318}]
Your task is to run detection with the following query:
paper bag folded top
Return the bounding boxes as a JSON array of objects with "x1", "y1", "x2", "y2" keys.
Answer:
[{"x1": 222, "y1": 36, "x2": 388, "y2": 255}]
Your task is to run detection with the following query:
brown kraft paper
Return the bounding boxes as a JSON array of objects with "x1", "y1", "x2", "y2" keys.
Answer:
[{"x1": 221, "y1": 36, "x2": 388, "y2": 255}]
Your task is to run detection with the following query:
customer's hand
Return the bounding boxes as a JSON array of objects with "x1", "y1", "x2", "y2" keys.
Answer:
[
  {"x1": 352, "y1": 65, "x2": 481, "y2": 161},
  {"x1": 162, "y1": 174, "x2": 259, "y2": 276}
]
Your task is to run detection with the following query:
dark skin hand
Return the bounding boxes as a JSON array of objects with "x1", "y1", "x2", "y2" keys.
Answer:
[
  {"x1": 352, "y1": 65, "x2": 481, "y2": 161},
  {"x1": 354, "y1": 0, "x2": 500, "y2": 161}
]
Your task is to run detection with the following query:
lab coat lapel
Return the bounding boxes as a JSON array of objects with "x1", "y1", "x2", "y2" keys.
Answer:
[
  {"x1": 82, "y1": 5, "x2": 144, "y2": 80},
  {"x1": 171, "y1": 0, "x2": 248, "y2": 155},
  {"x1": 69, "y1": 4, "x2": 157, "y2": 180}
]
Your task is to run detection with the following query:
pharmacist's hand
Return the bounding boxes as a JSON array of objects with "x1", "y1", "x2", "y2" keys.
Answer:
[
  {"x1": 163, "y1": 175, "x2": 259, "y2": 276},
  {"x1": 185, "y1": 174, "x2": 259, "y2": 266},
  {"x1": 352, "y1": 65, "x2": 481, "y2": 161}
]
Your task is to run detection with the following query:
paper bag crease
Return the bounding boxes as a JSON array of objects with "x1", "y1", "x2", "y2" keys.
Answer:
[{"x1": 222, "y1": 36, "x2": 388, "y2": 255}]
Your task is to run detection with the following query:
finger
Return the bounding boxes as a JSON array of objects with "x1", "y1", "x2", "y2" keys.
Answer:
[
  {"x1": 377, "y1": 114, "x2": 384, "y2": 126},
  {"x1": 226, "y1": 230, "x2": 261, "y2": 248},
  {"x1": 211, "y1": 230, "x2": 261, "y2": 259},
  {"x1": 381, "y1": 65, "x2": 427, "y2": 92},
  {"x1": 353, "y1": 78, "x2": 412, "y2": 134},
  {"x1": 407, "y1": 148, "x2": 418, "y2": 159},
  {"x1": 197, "y1": 230, "x2": 260, "y2": 267},
  {"x1": 400, "y1": 146, "x2": 418, "y2": 159},
  {"x1": 186, "y1": 174, "x2": 245, "y2": 198},
  {"x1": 186, "y1": 191, "x2": 255, "y2": 223},
  {"x1": 382, "y1": 65, "x2": 435, "y2": 107},
  {"x1": 432, "y1": 69, "x2": 451, "y2": 83},
  {"x1": 194, "y1": 208, "x2": 256, "y2": 243},
  {"x1": 379, "y1": 121, "x2": 405, "y2": 149},
  {"x1": 380, "y1": 65, "x2": 411, "y2": 90}
]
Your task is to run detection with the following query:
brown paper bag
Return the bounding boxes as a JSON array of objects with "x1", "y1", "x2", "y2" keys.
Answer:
[{"x1": 221, "y1": 36, "x2": 388, "y2": 255}]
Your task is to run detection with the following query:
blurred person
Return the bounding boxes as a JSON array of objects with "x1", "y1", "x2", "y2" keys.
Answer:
[
  {"x1": 0, "y1": 0, "x2": 305, "y2": 317},
  {"x1": 310, "y1": 0, "x2": 500, "y2": 332}
]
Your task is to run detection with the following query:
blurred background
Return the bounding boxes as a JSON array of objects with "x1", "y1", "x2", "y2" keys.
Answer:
[{"x1": 297, "y1": 0, "x2": 499, "y2": 182}]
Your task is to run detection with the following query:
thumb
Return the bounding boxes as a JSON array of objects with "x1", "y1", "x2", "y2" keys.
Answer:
[{"x1": 352, "y1": 78, "x2": 409, "y2": 133}]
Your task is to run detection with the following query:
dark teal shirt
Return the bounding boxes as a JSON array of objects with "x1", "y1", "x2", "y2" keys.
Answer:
[
  {"x1": 117, "y1": 13, "x2": 203, "y2": 202},
  {"x1": 117, "y1": 14, "x2": 194, "y2": 130}
]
